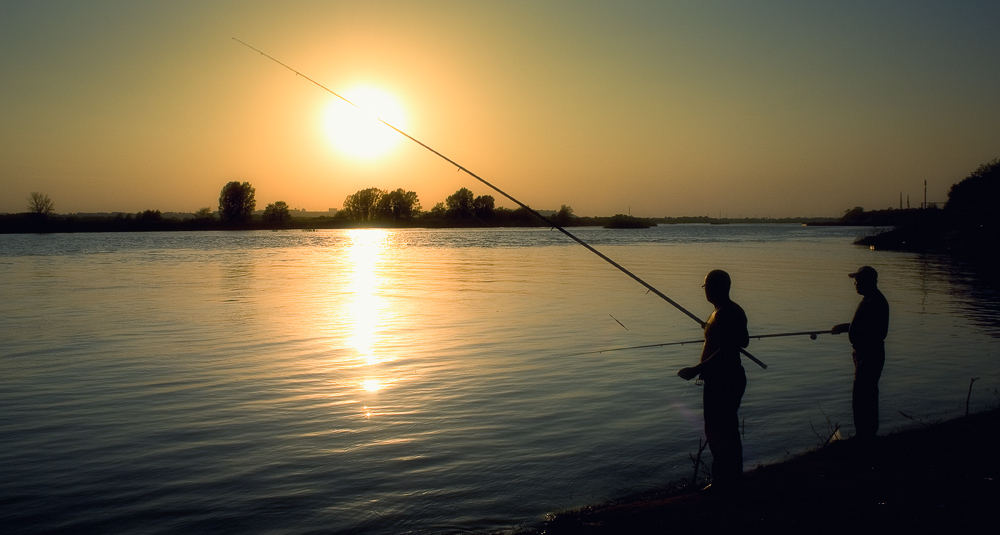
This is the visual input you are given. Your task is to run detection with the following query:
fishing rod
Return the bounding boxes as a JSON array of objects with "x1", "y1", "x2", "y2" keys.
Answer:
[
  {"x1": 234, "y1": 38, "x2": 767, "y2": 369},
  {"x1": 568, "y1": 329, "x2": 835, "y2": 357}
]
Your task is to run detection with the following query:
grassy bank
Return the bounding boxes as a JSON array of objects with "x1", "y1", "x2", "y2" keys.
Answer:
[{"x1": 519, "y1": 408, "x2": 999, "y2": 534}]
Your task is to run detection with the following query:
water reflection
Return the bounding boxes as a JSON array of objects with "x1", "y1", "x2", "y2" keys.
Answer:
[
  {"x1": 219, "y1": 255, "x2": 258, "y2": 326},
  {"x1": 345, "y1": 229, "x2": 395, "y2": 397},
  {"x1": 917, "y1": 253, "x2": 1000, "y2": 337},
  {"x1": 347, "y1": 229, "x2": 388, "y2": 363}
]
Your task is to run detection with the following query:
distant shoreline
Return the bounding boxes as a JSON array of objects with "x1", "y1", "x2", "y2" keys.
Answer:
[{"x1": 0, "y1": 213, "x2": 842, "y2": 234}]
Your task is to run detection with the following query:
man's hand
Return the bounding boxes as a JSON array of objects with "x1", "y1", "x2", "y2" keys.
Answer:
[
  {"x1": 831, "y1": 323, "x2": 850, "y2": 335},
  {"x1": 677, "y1": 367, "x2": 699, "y2": 381}
]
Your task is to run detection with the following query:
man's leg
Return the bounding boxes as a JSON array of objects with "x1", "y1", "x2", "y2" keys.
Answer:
[
  {"x1": 704, "y1": 374, "x2": 746, "y2": 485},
  {"x1": 853, "y1": 349, "x2": 885, "y2": 439}
]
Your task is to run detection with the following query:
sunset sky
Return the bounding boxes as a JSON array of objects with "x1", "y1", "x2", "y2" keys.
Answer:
[{"x1": 2, "y1": 1, "x2": 998, "y2": 217}]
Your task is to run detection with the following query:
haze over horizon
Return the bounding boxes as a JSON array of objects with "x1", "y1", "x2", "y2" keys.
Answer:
[{"x1": 2, "y1": 1, "x2": 998, "y2": 218}]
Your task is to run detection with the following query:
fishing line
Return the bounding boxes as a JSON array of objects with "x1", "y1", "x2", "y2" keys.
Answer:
[{"x1": 234, "y1": 38, "x2": 767, "y2": 369}]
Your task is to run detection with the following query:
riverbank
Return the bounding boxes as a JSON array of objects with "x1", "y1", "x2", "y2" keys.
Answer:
[
  {"x1": 520, "y1": 408, "x2": 999, "y2": 534},
  {"x1": 0, "y1": 212, "x2": 837, "y2": 234}
]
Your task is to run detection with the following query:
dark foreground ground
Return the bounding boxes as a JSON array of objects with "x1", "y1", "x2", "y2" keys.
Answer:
[{"x1": 517, "y1": 409, "x2": 999, "y2": 534}]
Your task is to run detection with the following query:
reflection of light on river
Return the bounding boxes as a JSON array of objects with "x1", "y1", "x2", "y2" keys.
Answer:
[
  {"x1": 346, "y1": 229, "x2": 393, "y2": 400},
  {"x1": 347, "y1": 229, "x2": 387, "y2": 365}
]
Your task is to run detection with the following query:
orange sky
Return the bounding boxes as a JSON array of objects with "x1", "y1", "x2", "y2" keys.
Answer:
[{"x1": 2, "y1": 1, "x2": 998, "y2": 217}]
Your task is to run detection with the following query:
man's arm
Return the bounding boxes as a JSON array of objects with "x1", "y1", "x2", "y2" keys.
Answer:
[{"x1": 831, "y1": 322, "x2": 850, "y2": 335}]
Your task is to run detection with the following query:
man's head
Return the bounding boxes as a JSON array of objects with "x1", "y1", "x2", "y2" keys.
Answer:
[
  {"x1": 848, "y1": 265, "x2": 878, "y2": 295},
  {"x1": 703, "y1": 269, "x2": 732, "y2": 304}
]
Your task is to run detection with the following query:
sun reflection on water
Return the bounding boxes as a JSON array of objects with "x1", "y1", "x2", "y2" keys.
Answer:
[
  {"x1": 347, "y1": 229, "x2": 388, "y2": 366},
  {"x1": 345, "y1": 229, "x2": 397, "y2": 401}
]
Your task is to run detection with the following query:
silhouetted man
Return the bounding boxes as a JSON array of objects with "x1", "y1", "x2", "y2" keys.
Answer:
[
  {"x1": 832, "y1": 265, "x2": 889, "y2": 441},
  {"x1": 678, "y1": 269, "x2": 750, "y2": 489}
]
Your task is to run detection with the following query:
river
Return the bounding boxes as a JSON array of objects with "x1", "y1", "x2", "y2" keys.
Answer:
[{"x1": 2, "y1": 225, "x2": 998, "y2": 534}]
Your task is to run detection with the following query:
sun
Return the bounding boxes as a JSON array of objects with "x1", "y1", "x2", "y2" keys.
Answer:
[{"x1": 323, "y1": 86, "x2": 406, "y2": 160}]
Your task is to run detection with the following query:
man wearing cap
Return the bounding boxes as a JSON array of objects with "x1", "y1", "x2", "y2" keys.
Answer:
[
  {"x1": 832, "y1": 266, "x2": 889, "y2": 441},
  {"x1": 678, "y1": 269, "x2": 750, "y2": 489}
]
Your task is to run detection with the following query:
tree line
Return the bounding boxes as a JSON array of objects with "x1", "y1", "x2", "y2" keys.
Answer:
[
  {"x1": 4, "y1": 181, "x2": 579, "y2": 232},
  {"x1": 22, "y1": 154, "x2": 996, "y2": 235},
  {"x1": 338, "y1": 185, "x2": 576, "y2": 225},
  {"x1": 213, "y1": 181, "x2": 577, "y2": 226},
  {"x1": 846, "y1": 158, "x2": 1000, "y2": 254}
]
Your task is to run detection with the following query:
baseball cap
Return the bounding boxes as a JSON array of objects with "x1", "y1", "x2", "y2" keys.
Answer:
[{"x1": 848, "y1": 265, "x2": 878, "y2": 281}]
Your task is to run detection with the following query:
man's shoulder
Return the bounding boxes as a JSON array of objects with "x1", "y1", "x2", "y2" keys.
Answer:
[
  {"x1": 866, "y1": 290, "x2": 889, "y2": 309},
  {"x1": 714, "y1": 300, "x2": 747, "y2": 322},
  {"x1": 720, "y1": 300, "x2": 747, "y2": 316}
]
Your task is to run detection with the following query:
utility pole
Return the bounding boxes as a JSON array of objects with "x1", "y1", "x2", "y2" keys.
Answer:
[{"x1": 923, "y1": 180, "x2": 927, "y2": 209}]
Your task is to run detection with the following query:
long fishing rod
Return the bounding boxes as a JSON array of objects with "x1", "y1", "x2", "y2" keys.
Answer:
[
  {"x1": 234, "y1": 38, "x2": 767, "y2": 369},
  {"x1": 568, "y1": 329, "x2": 835, "y2": 357}
]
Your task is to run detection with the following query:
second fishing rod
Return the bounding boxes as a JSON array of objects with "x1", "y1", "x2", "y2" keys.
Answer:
[
  {"x1": 568, "y1": 329, "x2": 837, "y2": 357},
  {"x1": 234, "y1": 38, "x2": 766, "y2": 369}
]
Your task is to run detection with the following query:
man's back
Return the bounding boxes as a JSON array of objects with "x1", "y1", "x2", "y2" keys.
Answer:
[{"x1": 849, "y1": 289, "x2": 889, "y2": 348}]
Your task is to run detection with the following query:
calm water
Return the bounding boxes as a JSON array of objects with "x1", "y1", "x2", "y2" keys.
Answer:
[{"x1": 2, "y1": 225, "x2": 999, "y2": 534}]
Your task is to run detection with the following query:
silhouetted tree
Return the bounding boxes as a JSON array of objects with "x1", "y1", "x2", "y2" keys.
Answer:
[
  {"x1": 472, "y1": 195, "x2": 495, "y2": 220},
  {"x1": 138, "y1": 210, "x2": 162, "y2": 222},
  {"x1": 946, "y1": 158, "x2": 1000, "y2": 226},
  {"x1": 263, "y1": 201, "x2": 291, "y2": 225},
  {"x1": 193, "y1": 207, "x2": 215, "y2": 220},
  {"x1": 446, "y1": 187, "x2": 475, "y2": 218},
  {"x1": 375, "y1": 189, "x2": 421, "y2": 221},
  {"x1": 511, "y1": 206, "x2": 536, "y2": 224},
  {"x1": 554, "y1": 205, "x2": 575, "y2": 225},
  {"x1": 841, "y1": 206, "x2": 866, "y2": 223},
  {"x1": 27, "y1": 192, "x2": 54, "y2": 216},
  {"x1": 218, "y1": 181, "x2": 256, "y2": 223},
  {"x1": 428, "y1": 202, "x2": 446, "y2": 219},
  {"x1": 342, "y1": 187, "x2": 385, "y2": 222}
]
